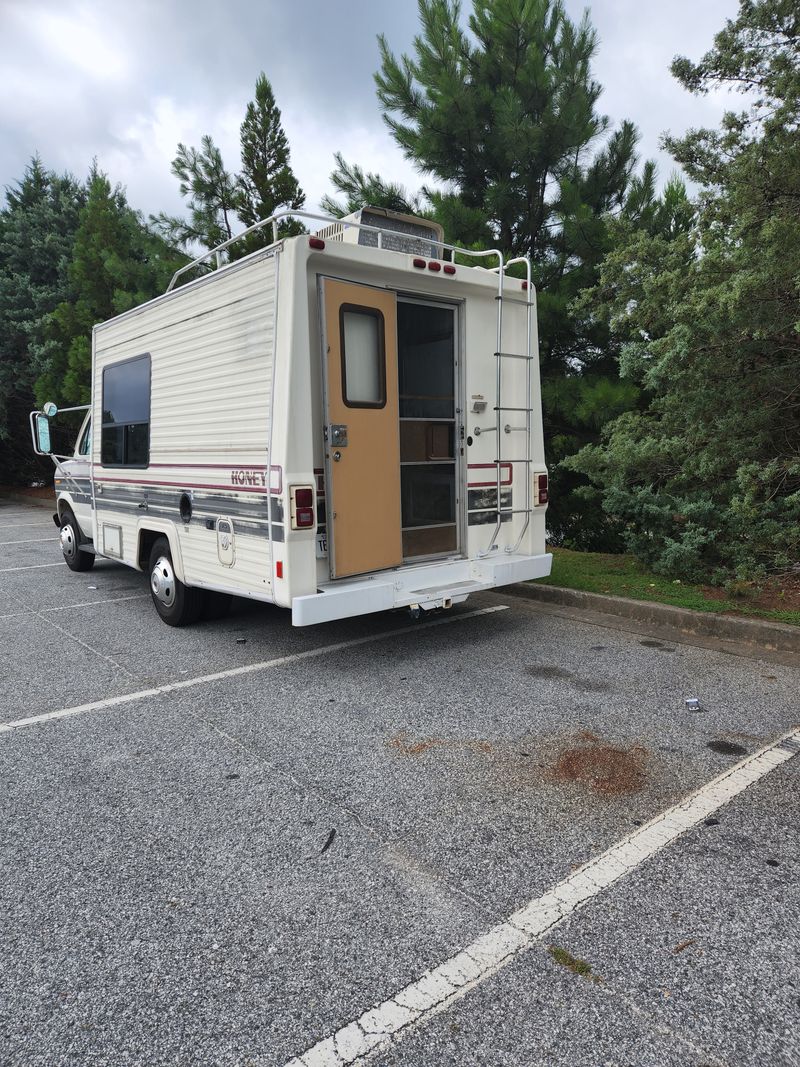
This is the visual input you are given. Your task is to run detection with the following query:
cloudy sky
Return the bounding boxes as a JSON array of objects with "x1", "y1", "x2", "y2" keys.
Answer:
[{"x1": 1, "y1": 0, "x2": 741, "y2": 222}]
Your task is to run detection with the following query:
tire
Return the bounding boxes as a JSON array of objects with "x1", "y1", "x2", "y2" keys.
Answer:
[
  {"x1": 148, "y1": 537, "x2": 203, "y2": 627},
  {"x1": 60, "y1": 507, "x2": 94, "y2": 572}
]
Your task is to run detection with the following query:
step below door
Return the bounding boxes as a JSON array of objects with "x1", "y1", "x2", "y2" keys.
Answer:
[{"x1": 321, "y1": 278, "x2": 403, "y2": 579}]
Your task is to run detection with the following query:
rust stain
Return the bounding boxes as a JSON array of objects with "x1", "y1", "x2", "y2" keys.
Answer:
[
  {"x1": 575, "y1": 729, "x2": 602, "y2": 743},
  {"x1": 386, "y1": 734, "x2": 495, "y2": 759},
  {"x1": 387, "y1": 735, "x2": 444, "y2": 757},
  {"x1": 550, "y1": 736, "x2": 648, "y2": 796},
  {"x1": 467, "y1": 740, "x2": 494, "y2": 755}
]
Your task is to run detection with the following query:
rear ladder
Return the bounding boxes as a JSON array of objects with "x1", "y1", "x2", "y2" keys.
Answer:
[{"x1": 476, "y1": 257, "x2": 535, "y2": 556}]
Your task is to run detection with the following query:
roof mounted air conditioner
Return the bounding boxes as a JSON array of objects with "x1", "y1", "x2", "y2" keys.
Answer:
[{"x1": 314, "y1": 206, "x2": 444, "y2": 258}]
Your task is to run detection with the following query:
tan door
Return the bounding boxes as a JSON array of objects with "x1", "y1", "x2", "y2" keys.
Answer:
[{"x1": 322, "y1": 278, "x2": 403, "y2": 578}]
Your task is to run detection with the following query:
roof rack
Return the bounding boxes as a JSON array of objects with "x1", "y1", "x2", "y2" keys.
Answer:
[{"x1": 166, "y1": 210, "x2": 506, "y2": 292}]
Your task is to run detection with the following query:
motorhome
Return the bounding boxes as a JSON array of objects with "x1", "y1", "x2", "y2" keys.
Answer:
[{"x1": 31, "y1": 208, "x2": 552, "y2": 626}]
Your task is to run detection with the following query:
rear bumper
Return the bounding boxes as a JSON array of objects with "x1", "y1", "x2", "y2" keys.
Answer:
[{"x1": 291, "y1": 552, "x2": 552, "y2": 627}]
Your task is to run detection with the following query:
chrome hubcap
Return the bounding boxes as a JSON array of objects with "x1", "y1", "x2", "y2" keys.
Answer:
[
  {"x1": 150, "y1": 555, "x2": 176, "y2": 607},
  {"x1": 60, "y1": 523, "x2": 77, "y2": 562}
]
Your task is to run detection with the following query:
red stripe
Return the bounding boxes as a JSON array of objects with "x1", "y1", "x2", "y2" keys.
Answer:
[
  {"x1": 467, "y1": 463, "x2": 513, "y2": 488},
  {"x1": 94, "y1": 476, "x2": 270, "y2": 494},
  {"x1": 92, "y1": 463, "x2": 282, "y2": 494}
]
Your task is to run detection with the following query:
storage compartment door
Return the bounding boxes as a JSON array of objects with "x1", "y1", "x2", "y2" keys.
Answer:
[{"x1": 322, "y1": 278, "x2": 403, "y2": 579}]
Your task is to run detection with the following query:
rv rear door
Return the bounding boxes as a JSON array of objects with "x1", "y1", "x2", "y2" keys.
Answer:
[{"x1": 321, "y1": 278, "x2": 403, "y2": 579}]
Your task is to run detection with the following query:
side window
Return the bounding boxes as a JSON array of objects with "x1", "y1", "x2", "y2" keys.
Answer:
[
  {"x1": 101, "y1": 354, "x2": 151, "y2": 467},
  {"x1": 340, "y1": 305, "x2": 386, "y2": 408},
  {"x1": 78, "y1": 420, "x2": 92, "y2": 456}
]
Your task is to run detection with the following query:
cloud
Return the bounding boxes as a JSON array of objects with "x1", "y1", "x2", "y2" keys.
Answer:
[{"x1": 1, "y1": 0, "x2": 742, "y2": 222}]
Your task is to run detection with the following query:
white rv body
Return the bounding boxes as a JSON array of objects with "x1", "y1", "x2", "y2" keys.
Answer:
[{"x1": 45, "y1": 212, "x2": 552, "y2": 626}]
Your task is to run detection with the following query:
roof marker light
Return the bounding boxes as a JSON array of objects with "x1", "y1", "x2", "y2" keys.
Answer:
[{"x1": 309, "y1": 237, "x2": 325, "y2": 250}]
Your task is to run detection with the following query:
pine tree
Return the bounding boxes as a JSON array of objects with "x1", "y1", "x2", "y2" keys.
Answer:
[
  {"x1": 236, "y1": 73, "x2": 305, "y2": 246},
  {"x1": 566, "y1": 0, "x2": 800, "y2": 580},
  {"x1": 372, "y1": 0, "x2": 656, "y2": 547},
  {"x1": 0, "y1": 159, "x2": 84, "y2": 484},
  {"x1": 321, "y1": 153, "x2": 421, "y2": 217},
  {"x1": 153, "y1": 136, "x2": 239, "y2": 252},
  {"x1": 156, "y1": 73, "x2": 306, "y2": 259},
  {"x1": 36, "y1": 169, "x2": 185, "y2": 406}
]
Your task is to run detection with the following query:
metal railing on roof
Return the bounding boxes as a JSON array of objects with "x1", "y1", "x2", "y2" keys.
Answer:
[{"x1": 165, "y1": 210, "x2": 506, "y2": 292}]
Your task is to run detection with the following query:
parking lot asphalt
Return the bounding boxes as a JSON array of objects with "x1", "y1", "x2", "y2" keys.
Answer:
[{"x1": 1, "y1": 498, "x2": 798, "y2": 1067}]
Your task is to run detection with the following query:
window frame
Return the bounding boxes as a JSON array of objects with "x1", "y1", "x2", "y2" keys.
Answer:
[
  {"x1": 100, "y1": 352, "x2": 152, "y2": 469},
  {"x1": 77, "y1": 415, "x2": 92, "y2": 457},
  {"x1": 338, "y1": 304, "x2": 387, "y2": 410}
]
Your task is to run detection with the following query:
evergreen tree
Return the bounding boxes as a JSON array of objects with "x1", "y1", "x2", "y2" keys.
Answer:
[
  {"x1": 0, "y1": 159, "x2": 84, "y2": 484},
  {"x1": 156, "y1": 73, "x2": 305, "y2": 260},
  {"x1": 153, "y1": 136, "x2": 239, "y2": 252},
  {"x1": 236, "y1": 73, "x2": 305, "y2": 246},
  {"x1": 36, "y1": 169, "x2": 185, "y2": 406},
  {"x1": 321, "y1": 153, "x2": 421, "y2": 217},
  {"x1": 372, "y1": 0, "x2": 657, "y2": 547},
  {"x1": 567, "y1": 0, "x2": 800, "y2": 580}
]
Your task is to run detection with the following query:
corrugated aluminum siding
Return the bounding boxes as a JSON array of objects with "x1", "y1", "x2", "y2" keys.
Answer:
[
  {"x1": 92, "y1": 255, "x2": 279, "y2": 598},
  {"x1": 95, "y1": 255, "x2": 277, "y2": 465}
]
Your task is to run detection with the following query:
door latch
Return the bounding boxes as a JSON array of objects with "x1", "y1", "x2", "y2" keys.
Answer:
[{"x1": 330, "y1": 424, "x2": 348, "y2": 447}]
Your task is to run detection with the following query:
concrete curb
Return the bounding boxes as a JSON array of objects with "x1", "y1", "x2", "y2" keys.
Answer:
[
  {"x1": 0, "y1": 492, "x2": 55, "y2": 511},
  {"x1": 505, "y1": 582, "x2": 800, "y2": 655}
]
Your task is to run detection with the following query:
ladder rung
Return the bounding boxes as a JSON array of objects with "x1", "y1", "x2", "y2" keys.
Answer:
[
  {"x1": 494, "y1": 406, "x2": 533, "y2": 412},
  {"x1": 494, "y1": 351, "x2": 533, "y2": 361}
]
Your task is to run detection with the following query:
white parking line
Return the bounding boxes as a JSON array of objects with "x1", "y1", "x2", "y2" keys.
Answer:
[
  {"x1": 282, "y1": 728, "x2": 800, "y2": 1067},
  {"x1": 0, "y1": 522, "x2": 53, "y2": 529},
  {"x1": 0, "y1": 593, "x2": 150, "y2": 621},
  {"x1": 0, "y1": 537, "x2": 56, "y2": 545},
  {"x1": 0, "y1": 562, "x2": 65, "y2": 572},
  {"x1": 0, "y1": 604, "x2": 509, "y2": 733}
]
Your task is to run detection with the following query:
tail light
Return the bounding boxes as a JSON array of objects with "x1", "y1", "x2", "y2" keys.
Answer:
[
  {"x1": 290, "y1": 485, "x2": 316, "y2": 530},
  {"x1": 537, "y1": 474, "x2": 549, "y2": 505}
]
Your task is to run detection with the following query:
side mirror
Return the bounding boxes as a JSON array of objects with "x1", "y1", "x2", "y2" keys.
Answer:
[{"x1": 31, "y1": 412, "x2": 53, "y2": 455}]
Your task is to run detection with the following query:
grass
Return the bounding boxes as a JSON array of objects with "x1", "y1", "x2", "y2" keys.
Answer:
[
  {"x1": 547, "y1": 945, "x2": 600, "y2": 982},
  {"x1": 533, "y1": 547, "x2": 800, "y2": 627}
]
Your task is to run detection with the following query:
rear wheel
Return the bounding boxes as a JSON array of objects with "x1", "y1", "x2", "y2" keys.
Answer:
[
  {"x1": 148, "y1": 537, "x2": 202, "y2": 627},
  {"x1": 60, "y1": 507, "x2": 94, "y2": 572}
]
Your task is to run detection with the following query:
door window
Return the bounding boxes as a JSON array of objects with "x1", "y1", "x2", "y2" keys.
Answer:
[{"x1": 340, "y1": 306, "x2": 386, "y2": 407}]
